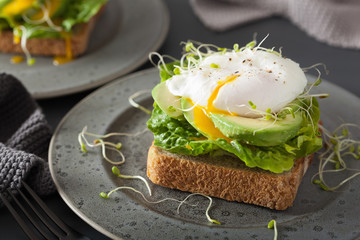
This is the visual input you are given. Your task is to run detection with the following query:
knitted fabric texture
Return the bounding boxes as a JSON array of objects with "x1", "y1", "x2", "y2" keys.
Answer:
[
  {"x1": 190, "y1": 0, "x2": 360, "y2": 49},
  {"x1": 0, "y1": 73, "x2": 55, "y2": 205}
]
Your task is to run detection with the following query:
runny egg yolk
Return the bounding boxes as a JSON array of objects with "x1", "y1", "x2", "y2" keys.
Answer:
[
  {"x1": 206, "y1": 75, "x2": 239, "y2": 116},
  {"x1": 13, "y1": 35, "x2": 21, "y2": 44},
  {"x1": 192, "y1": 75, "x2": 238, "y2": 141},
  {"x1": 11, "y1": 55, "x2": 25, "y2": 63},
  {"x1": 53, "y1": 32, "x2": 73, "y2": 65},
  {"x1": 1, "y1": 0, "x2": 36, "y2": 16}
]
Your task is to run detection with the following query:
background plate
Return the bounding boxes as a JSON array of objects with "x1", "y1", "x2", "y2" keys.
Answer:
[
  {"x1": 49, "y1": 68, "x2": 360, "y2": 240},
  {"x1": 0, "y1": 0, "x2": 169, "y2": 99}
]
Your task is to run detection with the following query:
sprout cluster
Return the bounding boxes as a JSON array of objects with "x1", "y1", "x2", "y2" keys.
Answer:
[
  {"x1": 150, "y1": 37, "x2": 279, "y2": 80},
  {"x1": 149, "y1": 37, "x2": 329, "y2": 127},
  {"x1": 312, "y1": 123, "x2": 360, "y2": 191}
]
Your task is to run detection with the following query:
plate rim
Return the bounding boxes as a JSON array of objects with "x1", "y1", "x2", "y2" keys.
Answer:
[
  {"x1": 5, "y1": 0, "x2": 169, "y2": 99},
  {"x1": 49, "y1": 68, "x2": 158, "y2": 239}
]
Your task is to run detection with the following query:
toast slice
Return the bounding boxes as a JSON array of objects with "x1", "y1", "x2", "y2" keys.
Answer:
[
  {"x1": 0, "y1": 6, "x2": 105, "y2": 57},
  {"x1": 147, "y1": 143, "x2": 313, "y2": 210},
  {"x1": 0, "y1": 19, "x2": 96, "y2": 57}
]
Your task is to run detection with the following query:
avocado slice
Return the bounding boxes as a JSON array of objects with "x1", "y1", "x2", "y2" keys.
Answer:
[
  {"x1": 181, "y1": 97, "x2": 303, "y2": 146},
  {"x1": 152, "y1": 81, "x2": 184, "y2": 119},
  {"x1": 210, "y1": 112, "x2": 303, "y2": 146}
]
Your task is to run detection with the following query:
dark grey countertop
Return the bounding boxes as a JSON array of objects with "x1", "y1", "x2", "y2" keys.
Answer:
[{"x1": 1, "y1": 0, "x2": 359, "y2": 239}]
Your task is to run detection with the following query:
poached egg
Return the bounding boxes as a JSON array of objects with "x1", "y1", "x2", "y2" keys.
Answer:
[{"x1": 166, "y1": 48, "x2": 307, "y2": 118}]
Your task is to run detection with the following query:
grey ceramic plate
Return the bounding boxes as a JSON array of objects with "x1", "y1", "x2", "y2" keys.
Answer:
[
  {"x1": 0, "y1": 0, "x2": 169, "y2": 99},
  {"x1": 49, "y1": 68, "x2": 360, "y2": 240}
]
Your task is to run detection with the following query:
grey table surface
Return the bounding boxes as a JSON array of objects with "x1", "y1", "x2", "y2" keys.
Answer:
[{"x1": 1, "y1": 0, "x2": 359, "y2": 239}]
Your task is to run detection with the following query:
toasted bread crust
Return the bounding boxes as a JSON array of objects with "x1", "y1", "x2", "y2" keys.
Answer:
[
  {"x1": 0, "y1": 9, "x2": 102, "y2": 57},
  {"x1": 147, "y1": 144, "x2": 313, "y2": 210}
]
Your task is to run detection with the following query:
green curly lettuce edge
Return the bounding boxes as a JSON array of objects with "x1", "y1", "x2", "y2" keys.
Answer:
[{"x1": 147, "y1": 62, "x2": 323, "y2": 173}]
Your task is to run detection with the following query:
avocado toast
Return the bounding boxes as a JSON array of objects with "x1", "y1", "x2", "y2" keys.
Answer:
[
  {"x1": 146, "y1": 41, "x2": 323, "y2": 210},
  {"x1": 0, "y1": 0, "x2": 108, "y2": 65}
]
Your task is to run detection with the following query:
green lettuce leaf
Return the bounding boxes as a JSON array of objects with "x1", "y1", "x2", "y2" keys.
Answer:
[
  {"x1": 16, "y1": 23, "x2": 61, "y2": 39},
  {"x1": 214, "y1": 101, "x2": 322, "y2": 173},
  {"x1": 61, "y1": 0, "x2": 108, "y2": 31},
  {"x1": 159, "y1": 61, "x2": 179, "y2": 82},
  {"x1": 149, "y1": 102, "x2": 322, "y2": 173},
  {"x1": 0, "y1": 18, "x2": 9, "y2": 31},
  {"x1": 147, "y1": 104, "x2": 221, "y2": 156}
]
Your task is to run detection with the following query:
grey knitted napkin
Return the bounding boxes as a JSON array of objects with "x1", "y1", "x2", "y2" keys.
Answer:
[
  {"x1": 190, "y1": 0, "x2": 360, "y2": 49},
  {"x1": 0, "y1": 73, "x2": 55, "y2": 205}
]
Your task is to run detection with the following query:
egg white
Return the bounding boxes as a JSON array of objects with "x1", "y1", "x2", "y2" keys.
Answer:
[{"x1": 166, "y1": 48, "x2": 307, "y2": 117}]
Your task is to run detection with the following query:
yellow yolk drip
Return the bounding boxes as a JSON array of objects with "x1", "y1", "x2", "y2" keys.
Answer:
[
  {"x1": 11, "y1": 55, "x2": 25, "y2": 64},
  {"x1": 206, "y1": 75, "x2": 238, "y2": 115},
  {"x1": 1, "y1": 0, "x2": 36, "y2": 16},
  {"x1": 192, "y1": 75, "x2": 239, "y2": 141},
  {"x1": 193, "y1": 104, "x2": 230, "y2": 141},
  {"x1": 53, "y1": 32, "x2": 73, "y2": 65},
  {"x1": 13, "y1": 35, "x2": 21, "y2": 44}
]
